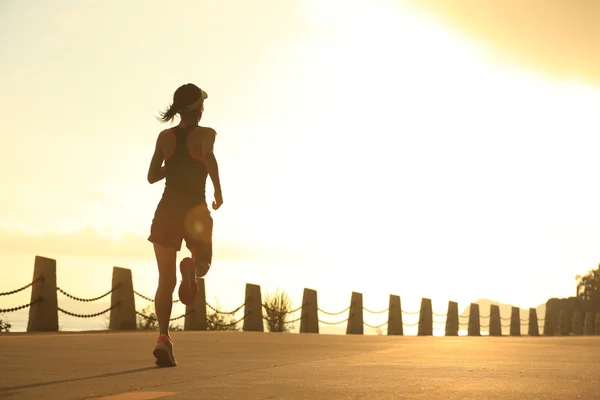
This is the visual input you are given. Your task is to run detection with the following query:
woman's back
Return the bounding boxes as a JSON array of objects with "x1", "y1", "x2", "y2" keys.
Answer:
[{"x1": 162, "y1": 126, "x2": 208, "y2": 206}]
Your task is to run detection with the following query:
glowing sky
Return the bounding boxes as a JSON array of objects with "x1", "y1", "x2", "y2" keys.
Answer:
[{"x1": 2, "y1": 0, "x2": 600, "y2": 331}]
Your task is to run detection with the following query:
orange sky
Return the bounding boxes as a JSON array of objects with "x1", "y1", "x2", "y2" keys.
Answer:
[{"x1": 2, "y1": 0, "x2": 600, "y2": 329}]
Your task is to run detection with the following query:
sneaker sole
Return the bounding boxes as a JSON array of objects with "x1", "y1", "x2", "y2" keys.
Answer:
[
  {"x1": 153, "y1": 346, "x2": 177, "y2": 367},
  {"x1": 178, "y1": 257, "x2": 197, "y2": 306}
]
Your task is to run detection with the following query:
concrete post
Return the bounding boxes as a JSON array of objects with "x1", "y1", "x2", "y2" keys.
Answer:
[
  {"x1": 572, "y1": 310, "x2": 583, "y2": 335},
  {"x1": 184, "y1": 278, "x2": 207, "y2": 331},
  {"x1": 346, "y1": 292, "x2": 363, "y2": 335},
  {"x1": 489, "y1": 305, "x2": 502, "y2": 336},
  {"x1": 468, "y1": 303, "x2": 480, "y2": 336},
  {"x1": 27, "y1": 256, "x2": 58, "y2": 332},
  {"x1": 108, "y1": 267, "x2": 136, "y2": 330},
  {"x1": 299, "y1": 288, "x2": 319, "y2": 334},
  {"x1": 543, "y1": 303, "x2": 557, "y2": 336},
  {"x1": 554, "y1": 309, "x2": 568, "y2": 336},
  {"x1": 595, "y1": 313, "x2": 600, "y2": 335},
  {"x1": 387, "y1": 295, "x2": 403, "y2": 335},
  {"x1": 583, "y1": 312, "x2": 594, "y2": 335},
  {"x1": 528, "y1": 308, "x2": 539, "y2": 336},
  {"x1": 417, "y1": 298, "x2": 433, "y2": 336},
  {"x1": 510, "y1": 306, "x2": 521, "y2": 336},
  {"x1": 242, "y1": 283, "x2": 264, "y2": 332},
  {"x1": 445, "y1": 301, "x2": 458, "y2": 336}
]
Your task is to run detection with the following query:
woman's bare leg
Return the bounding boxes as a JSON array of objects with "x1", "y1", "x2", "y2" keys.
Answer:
[{"x1": 153, "y1": 243, "x2": 177, "y2": 336}]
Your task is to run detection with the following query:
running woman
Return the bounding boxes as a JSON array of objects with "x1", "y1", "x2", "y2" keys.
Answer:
[{"x1": 147, "y1": 83, "x2": 223, "y2": 367}]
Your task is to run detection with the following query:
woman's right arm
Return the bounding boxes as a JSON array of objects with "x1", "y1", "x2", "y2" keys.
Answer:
[{"x1": 201, "y1": 128, "x2": 223, "y2": 209}]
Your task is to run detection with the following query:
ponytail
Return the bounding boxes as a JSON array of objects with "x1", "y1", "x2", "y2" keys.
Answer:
[{"x1": 157, "y1": 102, "x2": 179, "y2": 124}]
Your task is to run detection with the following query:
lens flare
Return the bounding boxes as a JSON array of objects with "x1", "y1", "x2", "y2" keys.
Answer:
[{"x1": 184, "y1": 205, "x2": 211, "y2": 243}]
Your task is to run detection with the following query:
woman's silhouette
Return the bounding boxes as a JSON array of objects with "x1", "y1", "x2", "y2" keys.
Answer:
[{"x1": 147, "y1": 83, "x2": 223, "y2": 367}]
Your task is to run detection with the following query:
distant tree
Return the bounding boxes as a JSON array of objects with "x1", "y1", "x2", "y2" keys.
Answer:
[
  {"x1": 576, "y1": 264, "x2": 600, "y2": 313},
  {"x1": 263, "y1": 288, "x2": 294, "y2": 333},
  {"x1": 207, "y1": 299, "x2": 241, "y2": 331},
  {"x1": 0, "y1": 315, "x2": 11, "y2": 333}
]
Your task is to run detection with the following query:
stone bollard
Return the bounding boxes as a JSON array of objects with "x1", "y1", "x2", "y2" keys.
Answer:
[
  {"x1": 346, "y1": 292, "x2": 363, "y2": 335},
  {"x1": 510, "y1": 306, "x2": 521, "y2": 336},
  {"x1": 583, "y1": 312, "x2": 594, "y2": 336},
  {"x1": 572, "y1": 310, "x2": 583, "y2": 335},
  {"x1": 299, "y1": 288, "x2": 319, "y2": 334},
  {"x1": 595, "y1": 313, "x2": 600, "y2": 335},
  {"x1": 387, "y1": 295, "x2": 403, "y2": 335},
  {"x1": 528, "y1": 308, "x2": 539, "y2": 336},
  {"x1": 417, "y1": 298, "x2": 433, "y2": 336},
  {"x1": 243, "y1": 283, "x2": 264, "y2": 332},
  {"x1": 184, "y1": 278, "x2": 207, "y2": 331},
  {"x1": 489, "y1": 305, "x2": 502, "y2": 336},
  {"x1": 554, "y1": 309, "x2": 569, "y2": 336},
  {"x1": 445, "y1": 301, "x2": 459, "y2": 336},
  {"x1": 468, "y1": 303, "x2": 481, "y2": 336},
  {"x1": 27, "y1": 256, "x2": 58, "y2": 332},
  {"x1": 109, "y1": 267, "x2": 136, "y2": 330},
  {"x1": 543, "y1": 303, "x2": 557, "y2": 336}
]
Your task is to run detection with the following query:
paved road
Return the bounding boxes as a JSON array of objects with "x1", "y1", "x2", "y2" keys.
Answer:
[{"x1": 1, "y1": 331, "x2": 599, "y2": 399}]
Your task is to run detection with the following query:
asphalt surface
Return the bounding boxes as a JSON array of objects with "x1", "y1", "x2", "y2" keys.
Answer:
[{"x1": 1, "y1": 331, "x2": 599, "y2": 399}]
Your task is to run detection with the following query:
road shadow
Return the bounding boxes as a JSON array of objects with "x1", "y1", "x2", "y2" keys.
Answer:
[{"x1": 0, "y1": 366, "x2": 158, "y2": 393}]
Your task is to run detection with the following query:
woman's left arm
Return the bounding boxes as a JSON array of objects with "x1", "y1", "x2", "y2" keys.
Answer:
[{"x1": 148, "y1": 131, "x2": 167, "y2": 184}]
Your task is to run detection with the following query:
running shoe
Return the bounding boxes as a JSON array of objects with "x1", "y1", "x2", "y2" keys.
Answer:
[
  {"x1": 178, "y1": 257, "x2": 198, "y2": 305},
  {"x1": 153, "y1": 334, "x2": 177, "y2": 367}
]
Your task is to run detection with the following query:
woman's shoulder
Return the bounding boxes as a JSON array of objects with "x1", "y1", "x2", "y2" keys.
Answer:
[{"x1": 191, "y1": 126, "x2": 217, "y2": 136}]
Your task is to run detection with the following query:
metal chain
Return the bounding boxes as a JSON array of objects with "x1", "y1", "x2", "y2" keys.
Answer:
[
  {"x1": 262, "y1": 302, "x2": 306, "y2": 315},
  {"x1": 318, "y1": 314, "x2": 352, "y2": 325},
  {"x1": 213, "y1": 312, "x2": 248, "y2": 327},
  {"x1": 286, "y1": 315, "x2": 304, "y2": 324},
  {"x1": 206, "y1": 301, "x2": 246, "y2": 315},
  {"x1": 136, "y1": 310, "x2": 192, "y2": 322},
  {"x1": 480, "y1": 314, "x2": 490, "y2": 319},
  {"x1": 432, "y1": 312, "x2": 446, "y2": 317},
  {"x1": 402, "y1": 310, "x2": 420, "y2": 315},
  {"x1": 0, "y1": 276, "x2": 44, "y2": 297},
  {"x1": 318, "y1": 304, "x2": 352, "y2": 316},
  {"x1": 433, "y1": 319, "x2": 446, "y2": 325},
  {"x1": 133, "y1": 291, "x2": 180, "y2": 303},
  {"x1": 363, "y1": 306, "x2": 389, "y2": 314},
  {"x1": 459, "y1": 314, "x2": 469, "y2": 319},
  {"x1": 0, "y1": 297, "x2": 43, "y2": 313},
  {"x1": 364, "y1": 320, "x2": 388, "y2": 329},
  {"x1": 404, "y1": 321, "x2": 419, "y2": 327},
  {"x1": 58, "y1": 302, "x2": 119, "y2": 318},
  {"x1": 57, "y1": 285, "x2": 118, "y2": 302},
  {"x1": 169, "y1": 310, "x2": 194, "y2": 321}
]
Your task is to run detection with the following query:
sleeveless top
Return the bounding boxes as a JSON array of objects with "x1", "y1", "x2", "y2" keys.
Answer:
[{"x1": 161, "y1": 126, "x2": 208, "y2": 207}]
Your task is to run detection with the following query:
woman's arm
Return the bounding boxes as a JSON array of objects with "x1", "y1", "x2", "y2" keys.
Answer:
[
  {"x1": 201, "y1": 128, "x2": 223, "y2": 209},
  {"x1": 148, "y1": 131, "x2": 167, "y2": 184}
]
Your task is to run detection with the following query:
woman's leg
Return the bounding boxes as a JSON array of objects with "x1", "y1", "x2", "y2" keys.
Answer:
[
  {"x1": 184, "y1": 204, "x2": 213, "y2": 279},
  {"x1": 153, "y1": 243, "x2": 177, "y2": 336}
]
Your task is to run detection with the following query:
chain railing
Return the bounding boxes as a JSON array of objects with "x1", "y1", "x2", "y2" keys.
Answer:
[
  {"x1": 57, "y1": 284, "x2": 119, "y2": 303},
  {"x1": 317, "y1": 302, "x2": 353, "y2": 325},
  {"x1": 207, "y1": 300, "x2": 247, "y2": 315},
  {"x1": 134, "y1": 290, "x2": 180, "y2": 304},
  {"x1": 0, "y1": 276, "x2": 44, "y2": 297},
  {"x1": 136, "y1": 309, "x2": 194, "y2": 322},
  {"x1": 0, "y1": 273, "x2": 569, "y2": 335},
  {"x1": 0, "y1": 297, "x2": 44, "y2": 313}
]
